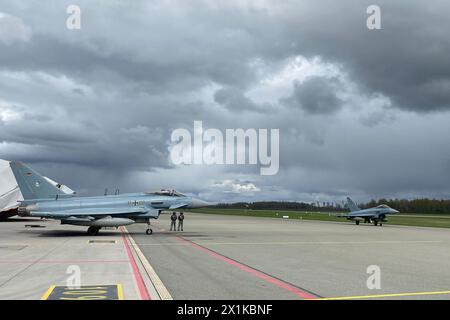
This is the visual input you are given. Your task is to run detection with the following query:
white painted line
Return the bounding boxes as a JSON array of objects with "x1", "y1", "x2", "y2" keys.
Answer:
[
  {"x1": 123, "y1": 227, "x2": 173, "y2": 300},
  {"x1": 132, "y1": 240, "x2": 442, "y2": 246}
]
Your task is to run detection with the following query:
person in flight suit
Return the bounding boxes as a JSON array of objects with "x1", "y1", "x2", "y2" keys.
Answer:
[
  {"x1": 170, "y1": 212, "x2": 177, "y2": 231},
  {"x1": 178, "y1": 212, "x2": 185, "y2": 231}
]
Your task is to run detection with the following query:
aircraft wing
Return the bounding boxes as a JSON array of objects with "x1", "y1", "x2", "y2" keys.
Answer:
[
  {"x1": 338, "y1": 212, "x2": 379, "y2": 219},
  {"x1": 31, "y1": 207, "x2": 148, "y2": 218},
  {"x1": 349, "y1": 212, "x2": 379, "y2": 218}
]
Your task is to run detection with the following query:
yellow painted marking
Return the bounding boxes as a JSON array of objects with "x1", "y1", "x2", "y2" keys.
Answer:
[
  {"x1": 123, "y1": 227, "x2": 173, "y2": 300},
  {"x1": 41, "y1": 285, "x2": 56, "y2": 300},
  {"x1": 41, "y1": 285, "x2": 120, "y2": 300},
  {"x1": 311, "y1": 290, "x2": 450, "y2": 300},
  {"x1": 117, "y1": 284, "x2": 124, "y2": 300},
  {"x1": 86, "y1": 240, "x2": 117, "y2": 244}
]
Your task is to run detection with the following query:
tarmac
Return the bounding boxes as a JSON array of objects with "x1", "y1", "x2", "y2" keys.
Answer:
[
  {"x1": 1, "y1": 213, "x2": 450, "y2": 300},
  {"x1": 0, "y1": 218, "x2": 159, "y2": 300}
]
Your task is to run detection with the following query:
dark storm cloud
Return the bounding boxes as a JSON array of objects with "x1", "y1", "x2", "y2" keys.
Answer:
[
  {"x1": 0, "y1": 35, "x2": 205, "y2": 94},
  {"x1": 214, "y1": 87, "x2": 271, "y2": 113},
  {"x1": 277, "y1": 0, "x2": 450, "y2": 112},
  {"x1": 2, "y1": 1, "x2": 450, "y2": 112},
  {"x1": 1, "y1": 1, "x2": 450, "y2": 201},
  {"x1": 282, "y1": 76, "x2": 343, "y2": 114}
]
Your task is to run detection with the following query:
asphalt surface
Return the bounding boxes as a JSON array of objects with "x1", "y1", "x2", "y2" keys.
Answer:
[
  {"x1": 127, "y1": 212, "x2": 450, "y2": 300},
  {"x1": 0, "y1": 218, "x2": 157, "y2": 300},
  {"x1": 1, "y1": 213, "x2": 449, "y2": 300}
]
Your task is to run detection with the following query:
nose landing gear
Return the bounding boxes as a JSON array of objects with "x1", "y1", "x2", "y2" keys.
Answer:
[{"x1": 146, "y1": 219, "x2": 153, "y2": 235}]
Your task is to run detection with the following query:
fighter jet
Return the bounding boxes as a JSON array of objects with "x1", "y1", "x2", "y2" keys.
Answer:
[
  {"x1": 10, "y1": 161, "x2": 214, "y2": 235},
  {"x1": 339, "y1": 197, "x2": 399, "y2": 226}
]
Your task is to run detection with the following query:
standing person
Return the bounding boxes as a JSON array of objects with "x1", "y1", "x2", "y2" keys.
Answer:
[
  {"x1": 178, "y1": 212, "x2": 184, "y2": 231},
  {"x1": 170, "y1": 212, "x2": 177, "y2": 231}
]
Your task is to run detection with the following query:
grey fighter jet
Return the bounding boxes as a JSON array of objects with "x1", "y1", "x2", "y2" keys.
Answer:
[
  {"x1": 339, "y1": 197, "x2": 399, "y2": 226},
  {"x1": 10, "y1": 161, "x2": 214, "y2": 235}
]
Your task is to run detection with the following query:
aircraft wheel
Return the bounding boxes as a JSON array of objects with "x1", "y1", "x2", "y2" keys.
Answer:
[
  {"x1": 146, "y1": 228, "x2": 153, "y2": 235},
  {"x1": 374, "y1": 221, "x2": 378, "y2": 226},
  {"x1": 379, "y1": 223, "x2": 383, "y2": 226},
  {"x1": 87, "y1": 226, "x2": 100, "y2": 236},
  {"x1": 355, "y1": 221, "x2": 360, "y2": 225}
]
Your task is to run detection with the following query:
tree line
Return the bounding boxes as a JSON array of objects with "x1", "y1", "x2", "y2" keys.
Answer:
[
  {"x1": 215, "y1": 199, "x2": 450, "y2": 214},
  {"x1": 216, "y1": 201, "x2": 343, "y2": 212}
]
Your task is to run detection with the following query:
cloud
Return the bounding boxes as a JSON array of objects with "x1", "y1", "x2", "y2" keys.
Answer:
[
  {"x1": 0, "y1": 1, "x2": 450, "y2": 202},
  {"x1": 283, "y1": 76, "x2": 343, "y2": 114},
  {"x1": 214, "y1": 86, "x2": 271, "y2": 113},
  {"x1": 0, "y1": 12, "x2": 32, "y2": 45},
  {"x1": 212, "y1": 179, "x2": 261, "y2": 194},
  {"x1": 279, "y1": 0, "x2": 450, "y2": 112},
  {"x1": 0, "y1": 100, "x2": 23, "y2": 123}
]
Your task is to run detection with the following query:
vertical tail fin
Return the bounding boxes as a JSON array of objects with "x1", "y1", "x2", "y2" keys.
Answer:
[
  {"x1": 9, "y1": 161, "x2": 67, "y2": 200},
  {"x1": 346, "y1": 197, "x2": 360, "y2": 212}
]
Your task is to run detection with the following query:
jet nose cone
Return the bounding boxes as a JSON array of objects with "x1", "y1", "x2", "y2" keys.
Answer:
[
  {"x1": 189, "y1": 198, "x2": 216, "y2": 208},
  {"x1": 392, "y1": 209, "x2": 400, "y2": 214}
]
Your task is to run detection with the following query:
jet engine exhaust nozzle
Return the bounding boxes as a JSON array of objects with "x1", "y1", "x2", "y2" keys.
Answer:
[{"x1": 18, "y1": 204, "x2": 39, "y2": 217}]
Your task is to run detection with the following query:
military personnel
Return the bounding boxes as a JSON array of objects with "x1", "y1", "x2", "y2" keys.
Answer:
[
  {"x1": 178, "y1": 212, "x2": 185, "y2": 231},
  {"x1": 170, "y1": 212, "x2": 177, "y2": 231}
]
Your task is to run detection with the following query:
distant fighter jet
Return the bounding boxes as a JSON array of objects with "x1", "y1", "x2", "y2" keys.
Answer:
[
  {"x1": 10, "y1": 161, "x2": 214, "y2": 235},
  {"x1": 339, "y1": 197, "x2": 399, "y2": 226}
]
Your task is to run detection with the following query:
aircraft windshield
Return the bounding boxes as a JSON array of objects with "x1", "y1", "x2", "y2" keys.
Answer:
[
  {"x1": 146, "y1": 189, "x2": 186, "y2": 197},
  {"x1": 376, "y1": 205, "x2": 390, "y2": 209}
]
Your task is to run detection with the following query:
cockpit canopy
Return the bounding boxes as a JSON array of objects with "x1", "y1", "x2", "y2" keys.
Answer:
[
  {"x1": 376, "y1": 204, "x2": 390, "y2": 209},
  {"x1": 145, "y1": 189, "x2": 186, "y2": 197}
]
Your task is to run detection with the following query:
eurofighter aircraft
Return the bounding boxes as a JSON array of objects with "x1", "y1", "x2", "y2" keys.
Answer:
[
  {"x1": 339, "y1": 197, "x2": 399, "y2": 226},
  {"x1": 10, "y1": 161, "x2": 213, "y2": 235}
]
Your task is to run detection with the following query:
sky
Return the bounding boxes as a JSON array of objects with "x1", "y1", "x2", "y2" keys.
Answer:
[{"x1": 1, "y1": 0, "x2": 450, "y2": 203}]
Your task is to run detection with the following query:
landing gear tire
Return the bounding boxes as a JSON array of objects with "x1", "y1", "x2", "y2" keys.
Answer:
[
  {"x1": 87, "y1": 226, "x2": 100, "y2": 236},
  {"x1": 374, "y1": 221, "x2": 378, "y2": 226},
  {"x1": 146, "y1": 228, "x2": 153, "y2": 235},
  {"x1": 355, "y1": 221, "x2": 360, "y2": 225}
]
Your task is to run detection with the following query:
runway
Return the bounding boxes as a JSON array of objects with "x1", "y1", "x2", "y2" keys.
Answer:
[
  {"x1": 127, "y1": 213, "x2": 450, "y2": 300},
  {"x1": 0, "y1": 213, "x2": 449, "y2": 299}
]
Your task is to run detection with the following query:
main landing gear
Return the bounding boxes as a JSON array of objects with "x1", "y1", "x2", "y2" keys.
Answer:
[
  {"x1": 355, "y1": 219, "x2": 383, "y2": 226},
  {"x1": 87, "y1": 226, "x2": 101, "y2": 236}
]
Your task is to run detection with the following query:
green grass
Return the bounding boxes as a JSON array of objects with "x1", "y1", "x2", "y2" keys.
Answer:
[{"x1": 191, "y1": 208, "x2": 450, "y2": 229}]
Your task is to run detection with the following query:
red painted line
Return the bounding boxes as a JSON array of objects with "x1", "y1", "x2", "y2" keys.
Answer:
[
  {"x1": 121, "y1": 231, "x2": 151, "y2": 300},
  {"x1": 177, "y1": 236, "x2": 316, "y2": 300},
  {"x1": 0, "y1": 260, "x2": 129, "y2": 264}
]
